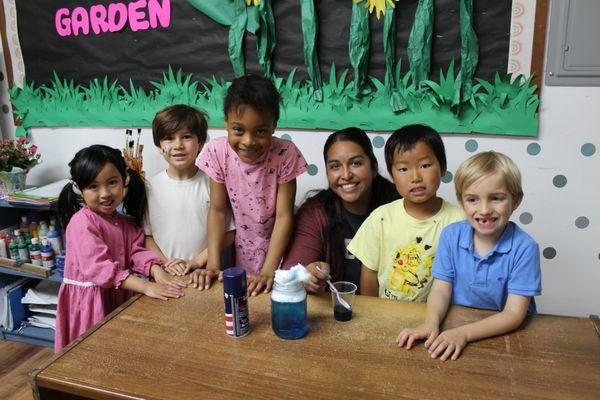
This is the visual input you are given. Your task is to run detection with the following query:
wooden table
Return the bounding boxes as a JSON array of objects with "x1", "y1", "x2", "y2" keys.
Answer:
[{"x1": 31, "y1": 284, "x2": 600, "y2": 400}]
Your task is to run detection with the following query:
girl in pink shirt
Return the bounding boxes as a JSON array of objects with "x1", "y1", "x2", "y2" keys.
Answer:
[
  {"x1": 197, "y1": 75, "x2": 308, "y2": 295},
  {"x1": 54, "y1": 145, "x2": 186, "y2": 352}
]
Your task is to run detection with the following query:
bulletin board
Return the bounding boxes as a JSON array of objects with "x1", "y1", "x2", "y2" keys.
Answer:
[{"x1": 1, "y1": 0, "x2": 548, "y2": 136}]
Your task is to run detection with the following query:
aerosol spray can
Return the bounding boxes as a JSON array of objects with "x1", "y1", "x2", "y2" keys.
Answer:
[{"x1": 222, "y1": 267, "x2": 249, "y2": 338}]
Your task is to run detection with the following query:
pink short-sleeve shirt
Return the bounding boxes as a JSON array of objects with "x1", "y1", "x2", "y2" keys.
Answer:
[{"x1": 198, "y1": 136, "x2": 307, "y2": 274}]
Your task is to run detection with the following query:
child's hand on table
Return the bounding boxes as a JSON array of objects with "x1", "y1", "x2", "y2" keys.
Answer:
[
  {"x1": 247, "y1": 270, "x2": 274, "y2": 296},
  {"x1": 151, "y1": 265, "x2": 188, "y2": 290},
  {"x1": 305, "y1": 262, "x2": 330, "y2": 293},
  {"x1": 188, "y1": 268, "x2": 220, "y2": 290},
  {"x1": 426, "y1": 327, "x2": 468, "y2": 361},
  {"x1": 164, "y1": 259, "x2": 194, "y2": 276},
  {"x1": 396, "y1": 323, "x2": 440, "y2": 351},
  {"x1": 144, "y1": 281, "x2": 185, "y2": 300}
]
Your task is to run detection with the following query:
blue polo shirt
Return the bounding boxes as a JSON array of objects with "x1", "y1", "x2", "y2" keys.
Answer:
[{"x1": 432, "y1": 221, "x2": 541, "y2": 313}]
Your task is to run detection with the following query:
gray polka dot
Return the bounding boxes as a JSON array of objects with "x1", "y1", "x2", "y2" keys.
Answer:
[
  {"x1": 465, "y1": 140, "x2": 478, "y2": 152},
  {"x1": 441, "y1": 171, "x2": 453, "y2": 184},
  {"x1": 519, "y1": 212, "x2": 533, "y2": 224},
  {"x1": 581, "y1": 143, "x2": 596, "y2": 156},
  {"x1": 527, "y1": 143, "x2": 541, "y2": 156},
  {"x1": 0, "y1": 72, "x2": 4, "y2": 81},
  {"x1": 372, "y1": 136, "x2": 385, "y2": 149},
  {"x1": 575, "y1": 216, "x2": 589, "y2": 229},
  {"x1": 543, "y1": 247, "x2": 557, "y2": 259},
  {"x1": 307, "y1": 164, "x2": 318, "y2": 176},
  {"x1": 553, "y1": 175, "x2": 567, "y2": 188},
  {"x1": 1, "y1": 105, "x2": 9, "y2": 114},
  {"x1": 280, "y1": 134, "x2": 292, "y2": 141}
]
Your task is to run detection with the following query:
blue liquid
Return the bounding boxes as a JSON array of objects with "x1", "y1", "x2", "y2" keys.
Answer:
[{"x1": 271, "y1": 299, "x2": 308, "y2": 339}]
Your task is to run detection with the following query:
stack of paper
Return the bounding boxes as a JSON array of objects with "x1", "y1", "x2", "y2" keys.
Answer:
[
  {"x1": 21, "y1": 280, "x2": 60, "y2": 330},
  {"x1": 7, "y1": 178, "x2": 70, "y2": 207},
  {"x1": 1, "y1": 275, "x2": 28, "y2": 330}
]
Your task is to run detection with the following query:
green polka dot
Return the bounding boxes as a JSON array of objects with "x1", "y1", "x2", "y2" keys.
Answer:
[
  {"x1": 372, "y1": 136, "x2": 385, "y2": 149},
  {"x1": 280, "y1": 134, "x2": 292, "y2": 141},
  {"x1": 1, "y1": 105, "x2": 9, "y2": 114},
  {"x1": 441, "y1": 170, "x2": 453, "y2": 183},
  {"x1": 527, "y1": 143, "x2": 541, "y2": 156},
  {"x1": 307, "y1": 164, "x2": 318, "y2": 176},
  {"x1": 553, "y1": 175, "x2": 567, "y2": 188},
  {"x1": 581, "y1": 143, "x2": 596, "y2": 156},
  {"x1": 465, "y1": 140, "x2": 478, "y2": 152}
]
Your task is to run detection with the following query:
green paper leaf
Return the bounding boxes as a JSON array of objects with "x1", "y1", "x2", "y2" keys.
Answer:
[
  {"x1": 256, "y1": 0, "x2": 276, "y2": 76},
  {"x1": 408, "y1": 0, "x2": 434, "y2": 85},
  {"x1": 459, "y1": 0, "x2": 479, "y2": 103},
  {"x1": 228, "y1": 0, "x2": 248, "y2": 76},
  {"x1": 349, "y1": 2, "x2": 370, "y2": 95},
  {"x1": 300, "y1": 0, "x2": 323, "y2": 101}
]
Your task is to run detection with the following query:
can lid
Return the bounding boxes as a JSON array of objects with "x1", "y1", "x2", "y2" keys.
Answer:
[{"x1": 222, "y1": 267, "x2": 247, "y2": 297}]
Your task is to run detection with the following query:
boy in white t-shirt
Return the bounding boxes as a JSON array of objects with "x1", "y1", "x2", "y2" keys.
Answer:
[{"x1": 144, "y1": 105, "x2": 235, "y2": 289}]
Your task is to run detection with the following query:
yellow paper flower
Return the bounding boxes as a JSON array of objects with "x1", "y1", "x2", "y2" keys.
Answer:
[
  {"x1": 354, "y1": 0, "x2": 397, "y2": 20},
  {"x1": 246, "y1": 0, "x2": 260, "y2": 6}
]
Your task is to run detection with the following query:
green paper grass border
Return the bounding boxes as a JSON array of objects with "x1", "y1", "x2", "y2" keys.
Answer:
[{"x1": 9, "y1": 65, "x2": 538, "y2": 137}]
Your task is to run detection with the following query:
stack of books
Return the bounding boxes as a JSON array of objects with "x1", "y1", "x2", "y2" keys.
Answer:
[{"x1": 6, "y1": 179, "x2": 69, "y2": 207}]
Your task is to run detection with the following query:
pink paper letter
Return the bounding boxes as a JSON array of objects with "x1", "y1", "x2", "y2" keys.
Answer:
[
  {"x1": 90, "y1": 5, "x2": 109, "y2": 35},
  {"x1": 55, "y1": 8, "x2": 71, "y2": 37},
  {"x1": 148, "y1": 0, "x2": 170, "y2": 29},
  {"x1": 71, "y1": 7, "x2": 90, "y2": 36},
  {"x1": 108, "y1": 3, "x2": 128, "y2": 32},
  {"x1": 128, "y1": 0, "x2": 150, "y2": 32}
]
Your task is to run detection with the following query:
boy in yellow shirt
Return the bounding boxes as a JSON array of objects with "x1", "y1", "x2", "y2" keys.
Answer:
[{"x1": 348, "y1": 125, "x2": 464, "y2": 300}]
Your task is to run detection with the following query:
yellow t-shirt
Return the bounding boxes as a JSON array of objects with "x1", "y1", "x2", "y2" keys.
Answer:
[{"x1": 347, "y1": 199, "x2": 465, "y2": 301}]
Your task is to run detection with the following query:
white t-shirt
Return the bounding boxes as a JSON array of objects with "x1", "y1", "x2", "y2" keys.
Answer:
[{"x1": 144, "y1": 169, "x2": 235, "y2": 260}]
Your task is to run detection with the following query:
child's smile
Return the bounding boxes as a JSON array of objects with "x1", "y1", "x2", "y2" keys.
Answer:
[
  {"x1": 461, "y1": 172, "x2": 521, "y2": 247},
  {"x1": 80, "y1": 162, "x2": 126, "y2": 216},
  {"x1": 226, "y1": 106, "x2": 275, "y2": 164},
  {"x1": 159, "y1": 128, "x2": 201, "y2": 179}
]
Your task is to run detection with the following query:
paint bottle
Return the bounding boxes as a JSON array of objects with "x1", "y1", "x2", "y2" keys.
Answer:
[
  {"x1": 40, "y1": 239, "x2": 54, "y2": 268},
  {"x1": 222, "y1": 267, "x2": 250, "y2": 338},
  {"x1": 17, "y1": 236, "x2": 30, "y2": 263},
  {"x1": 20, "y1": 216, "x2": 30, "y2": 234},
  {"x1": 0, "y1": 237, "x2": 7, "y2": 258},
  {"x1": 271, "y1": 265, "x2": 310, "y2": 340},
  {"x1": 38, "y1": 222, "x2": 49, "y2": 240},
  {"x1": 9, "y1": 238, "x2": 19, "y2": 261},
  {"x1": 47, "y1": 225, "x2": 63, "y2": 255},
  {"x1": 29, "y1": 221, "x2": 38, "y2": 238},
  {"x1": 29, "y1": 238, "x2": 42, "y2": 266}
]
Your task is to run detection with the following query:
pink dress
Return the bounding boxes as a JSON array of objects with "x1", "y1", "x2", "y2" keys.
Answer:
[
  {"x1": 54, "y1": 206, "x2": 161, "y2": 352},
  {"x1": 198, "y1": 136, "x2": 307, "y2": 274}
]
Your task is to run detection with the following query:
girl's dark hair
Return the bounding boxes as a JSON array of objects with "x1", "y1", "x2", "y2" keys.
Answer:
[
  {"x1": 224, "y1": 74, "x2": 281, "y2": 123},
  {"x1": 58, "y1": 144, "x2": 147, "y2": 228},
  {"x1": 310, "y1": 127, "x2": 399, "y2": 267}
]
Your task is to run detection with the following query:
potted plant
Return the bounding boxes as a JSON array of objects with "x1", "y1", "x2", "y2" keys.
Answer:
[{"x1": 0, "y1": 136, "x2": 41, "y2": 198}]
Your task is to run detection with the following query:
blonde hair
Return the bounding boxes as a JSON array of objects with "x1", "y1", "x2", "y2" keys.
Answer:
[{"x1": 454, "y1": 151, "x2": 523, "y2": 204}]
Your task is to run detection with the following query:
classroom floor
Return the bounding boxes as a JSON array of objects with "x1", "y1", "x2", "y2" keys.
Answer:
[{"x1": 0, "y1": 341, "x2": 53, "y2": 400}]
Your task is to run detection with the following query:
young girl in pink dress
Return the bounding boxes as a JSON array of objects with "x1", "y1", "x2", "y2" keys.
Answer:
[
  {"x1": 54, "y1": 145, "x2": 186, "y2": 352},
  {"x1": 196, "y1": 75, "x2": 308, "y2": 295}
]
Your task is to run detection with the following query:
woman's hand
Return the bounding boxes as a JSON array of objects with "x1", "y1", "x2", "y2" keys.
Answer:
[
  {"x1": 144, "y1": 281, "x2": 185, "y2": 300},
  {"x1": 396, "y1": 322, "x2": 440, "y2": 350},
  {"x1": 304, "y1": 262, "x2": 330, "y2": 293},
  {"x1": 247, "y1": 270, "x2": 275, "y2": 296},
  {"x1": 427, "y1": 327, "x2": 468, "y2": 361}
]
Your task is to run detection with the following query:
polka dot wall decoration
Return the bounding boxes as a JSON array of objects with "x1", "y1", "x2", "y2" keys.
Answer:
[
  {"x1": 543, "y1": 247, "x2": 557, "y2": 259},
  {"x1": 280, "y1": 134, "x2": 292, "y2": 141},
  {"x1": 372, "y1": 136, "x2": 385, "y2": 149},
  {"x1": 307, "y1": 164, "x2": 318, "y2": 176},
  {"x1": 575, "y1": 216, "x2": 589, "y2": 229},
  {"x1": 441, "y1": 170, "x2": 453, "y2": 184},
  {"x1": 465, "y1": 139, "x2": 478, "y2": 152},
  {"x1": 552, "y1": 175, "x2": 567, "y2": 188},
  {"x1": 581, "y1": 143, "x2": 596, "y2": 156},
  {"x1": 1, "y1": 105, "x2": 9, "y2": 114},
  {"x1": 519, "y1": 212, "x2": 533, "y2": 224},
  {"x1": 0, "y1": 72, "x2": 4, "y2": 81},
  {"x1": 527, "y1": 143, "x2": 541, "y2": 156}
]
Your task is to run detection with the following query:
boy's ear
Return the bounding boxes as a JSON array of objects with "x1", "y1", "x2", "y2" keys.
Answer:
[{"x1": 124, "y1": 175, "x2": 130, "y2": 187}]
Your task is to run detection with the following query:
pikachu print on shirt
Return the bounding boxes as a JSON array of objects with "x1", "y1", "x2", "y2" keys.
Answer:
[{"x1": 385, "y1": 237, "x2": 435, "y2": 301}]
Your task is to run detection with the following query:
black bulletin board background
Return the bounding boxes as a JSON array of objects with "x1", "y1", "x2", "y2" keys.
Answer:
[{"x1": 16, "y1": 0, "x2": 511, "y2": 89}]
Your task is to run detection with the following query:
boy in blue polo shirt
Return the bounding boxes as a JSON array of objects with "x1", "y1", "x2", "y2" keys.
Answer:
[{"x1": 396, "y1": 151, "x2": 541, "y2": 361}]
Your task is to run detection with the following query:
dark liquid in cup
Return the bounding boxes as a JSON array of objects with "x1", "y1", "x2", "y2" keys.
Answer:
[{"x1": 334, "y1": 305, "x2": 352, "y2": 322}]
